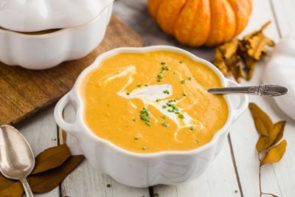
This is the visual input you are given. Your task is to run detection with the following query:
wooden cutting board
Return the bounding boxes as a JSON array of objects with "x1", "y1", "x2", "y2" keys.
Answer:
[{"x1": 0, "y1": 16, "x2": 143, "y2": 125}]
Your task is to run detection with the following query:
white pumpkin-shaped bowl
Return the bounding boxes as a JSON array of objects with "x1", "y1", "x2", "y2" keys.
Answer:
[
  {"x1": 0, "y1": 0, "x2": 114, "y2": 69},
  {"x1": 0, "y1": 0, "x2": 113, "y2": 32},
  {"x1": 54, "y1": 46, "x2": 249, "y2": 187},
  {"x1": 264, "y1": 38, "x2": 295, "y2": 120}
]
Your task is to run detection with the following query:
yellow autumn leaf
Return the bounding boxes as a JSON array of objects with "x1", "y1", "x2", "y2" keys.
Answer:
[
  {"x1": 214, "y1": 49, "x2": 230, "y2": 77},
  {"x1": 260, "y1": 140, "x2": 287, "y2": 166},
  {"x1": 256, "y1": 136, "x2": 269, "y2": 153},
  {"x1": 249, "y1": 103, "x2": 273, "y2": 136},
  {"x1": 270, "y1": 121, "x2": 286, "y2": 146},
  {"x1": 256, "y1": 121, "x2": 286, "y2": 153},
  {"x1": 219, "y1": 39, "x2": 239, "y2": 59}
]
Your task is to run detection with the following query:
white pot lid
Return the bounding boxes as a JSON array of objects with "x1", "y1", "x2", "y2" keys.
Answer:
[{"x1": 0, "y1": 0, "x2": 113, "y2": 32}]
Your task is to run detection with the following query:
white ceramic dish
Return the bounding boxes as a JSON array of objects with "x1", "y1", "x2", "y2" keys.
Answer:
[
  {"x1": 264, "y1": 38, "x2": 295, "y2": 120},
  {"x1": 0, "y1": 2, "x2": 113, "y2": 70},
  {"x1": 0, "y1": 0, "x2": 113, "y2": 32},
  {"x1": 54, "y1": 46, "x2": 249, "y2": 187}
]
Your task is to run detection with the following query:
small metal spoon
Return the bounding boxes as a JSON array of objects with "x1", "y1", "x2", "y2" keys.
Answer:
[
  {"x1": 0, "y1": 125, "x2": 35, "y2": 197},
  {"x1": 208, "y1": 85, "x2": 288, "y2": 97}
]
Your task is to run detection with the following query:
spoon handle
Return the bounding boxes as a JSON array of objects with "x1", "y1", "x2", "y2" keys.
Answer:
[
  {"x1": 21, "y1": 178, "x2": 34, "y2": 197},
  {"x1": 208, "y1": 85, "x2": 288, "y2": 97}
]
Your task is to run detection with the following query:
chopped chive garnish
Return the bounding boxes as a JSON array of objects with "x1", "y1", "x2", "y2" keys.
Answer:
[
  {"x1": 188, "y1": 77, "x2": 192, "y2": 81},
  {"x1": 163, "y1": 90, "x2": 170, "y2": 95},
  {"x1": 161, "y1": 65, "x2": 169, "y2": 71},
  {"x1": 162, "y1": 122, "x2": 168, "y2": 128},
  {"x1": 126, "y1": 92, "x2": 130, "y2": 95},
  {"x1": 134, "y1": 137, "x2": 139, "y2": 141},
  {"x1": 183, "y1": 93, "x2": 187, "y2": 96},
  {"x1": 180, "y1": 80, "x2": 185, "y2": 84},
  {"x1": 142, "y1": 146, "x2": 147, "y2": 151},
  {"x1": 178, "y1": 113, "x2": 184, "y2": 119},
  {"x1": 156, "y1": 62, "x2": 170, "y2": 82},
  {"x1": 189, "y1": 126, "x2": 195, "y2": 131},
  {"x1": 157, "y1": 74, "x2": 163, "y2": 82},
  {"x1": 139, "y1": 108, "x2": 151, "y2": 127}
]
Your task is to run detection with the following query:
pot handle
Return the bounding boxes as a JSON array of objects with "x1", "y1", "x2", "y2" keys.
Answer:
[
  {"x1": 54, "y1": 93, "x2": 78, "y2": 133},
  {"x1": 226, "y1": 79, "x2": 249, "y2": 121}
]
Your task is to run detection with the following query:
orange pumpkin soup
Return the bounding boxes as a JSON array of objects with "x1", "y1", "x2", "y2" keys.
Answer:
[{"x1": 81, "y1": 50, "x2": 228, "y2": 153}]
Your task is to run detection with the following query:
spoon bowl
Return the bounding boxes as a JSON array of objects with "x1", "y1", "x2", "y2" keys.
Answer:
[{"x1": 0, "y1": 125, "x2": 35, "y2": 197}]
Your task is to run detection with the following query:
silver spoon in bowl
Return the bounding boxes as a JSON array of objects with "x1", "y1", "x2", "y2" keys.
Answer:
[
  {"x1": 208, "y1": 85, "x2": 288, "y2": 97},
  {"x1": 0, "y1": 125, "x2": 35, "y2": 197}
]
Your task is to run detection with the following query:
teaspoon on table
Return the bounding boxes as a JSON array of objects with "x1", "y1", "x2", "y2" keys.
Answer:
[
  {"x1": 208, "y1": 85, "x2": 288, "y2": 97},
  {"x1": 0, "y1": 125, "x2": 35, "y2": 197}
]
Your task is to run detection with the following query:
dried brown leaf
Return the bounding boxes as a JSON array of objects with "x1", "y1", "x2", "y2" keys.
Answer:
[
  {"x1": 243, "y1": 21, "x2": 275, "y2": 61},
  {"x1": 256, "y1": 121, "x2": 286, "y2": 153},
  {"x1": 32, "y1": 144, "x2": 71, "y2": 175},
  {"x1": 0, "y1": 181, "x2": 23, "y2": 197},
  {"x1": 243, "y1": 56, "x2": 256, "y2": 80},
  {"x1": 243, "y1": 21, "x2": 271, "y2": 42},
  {"x1": 256, "y1": 136, "x2": 270, "y2": 153},
  {"x1": 219, "y1": 39, "x2": 239, "y2": 59},
  {"x1": 261, "y1": 21, "x2": 272, "y2": 31},
  {"x1": 0, "y1": 174, "x2": 15, "y2": 191},
  {"x1": 29, "y1": 155, "x2": 84, "y2": 193},
  {"x1": 214, "y1": 22, "x2": 274, "y2": 83},
  {"x1": 0, "y1": 146, "x2": 84, "y2": 196},
  {"x1": 214, "y1": 39, "x2": 241, "y2": 78},
  {"x1": 270, "y1": 121, "x2": 286, "y2": 146},
  {"x1": 249, "y1": 103, "x2": 273, "y2": 136},
  {"x1": 214, "y1": 49, "x2": 230, "y2": 77},
  {"x1": 0, "y1": 155, "x2": 84, "y2": 196},
  {"x1": 246, "y1": 34, "x2": 275, "y2": 60},
  {"x1": 260, "y1": 140, "x2": 287, "y2": 166}
]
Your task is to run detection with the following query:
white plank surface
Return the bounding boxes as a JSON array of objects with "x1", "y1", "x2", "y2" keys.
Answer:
[
  {"x1": 266, "y1": 1, "x2": 295, "y2": 197},
  {"x1": 229, "y1": 0, "x2": 295, "y2": 197},
  {"x1": 153, "y1": 140, "x2": 241, "y2": 197},
  {"x1": 17, "y1": 108, "x2": 59, "y2": 197},
  {"x1": 8, "y1": 1, "x2": 295, "y2": 197},
  {"x1": 271, "y1": 0, "x2": 295, "y2": 37}
]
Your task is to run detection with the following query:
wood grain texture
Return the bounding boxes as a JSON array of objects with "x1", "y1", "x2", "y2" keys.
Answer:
[{"x1": 0, "y1": 16, "x2": 143, "y2": 125}]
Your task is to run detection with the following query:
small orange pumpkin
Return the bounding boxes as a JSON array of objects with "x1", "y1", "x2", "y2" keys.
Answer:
[{"x1": 148, "y1": 0, "x2": 253, "y2": 47}]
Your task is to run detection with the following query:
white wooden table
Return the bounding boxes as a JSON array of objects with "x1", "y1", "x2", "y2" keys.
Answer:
[{"x1": 17, "y1": 0, "x2": 295, "y2": 196}]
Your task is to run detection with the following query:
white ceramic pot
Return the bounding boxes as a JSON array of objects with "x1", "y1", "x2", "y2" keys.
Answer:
[
  {"x1": 0, "y1": 2, "x2": 113, "y2": 70},
  {"x1": 54, "y1": 46, "x2": 248, "y2": 188}
]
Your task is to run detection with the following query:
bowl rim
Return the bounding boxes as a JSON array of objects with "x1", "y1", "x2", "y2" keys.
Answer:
[
  {"x1": 70, "y1": 45, "x2": 237, "y2": 158},
  {"x1": 0, "y1": 1, "x2": 114, "y2": 38}
]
